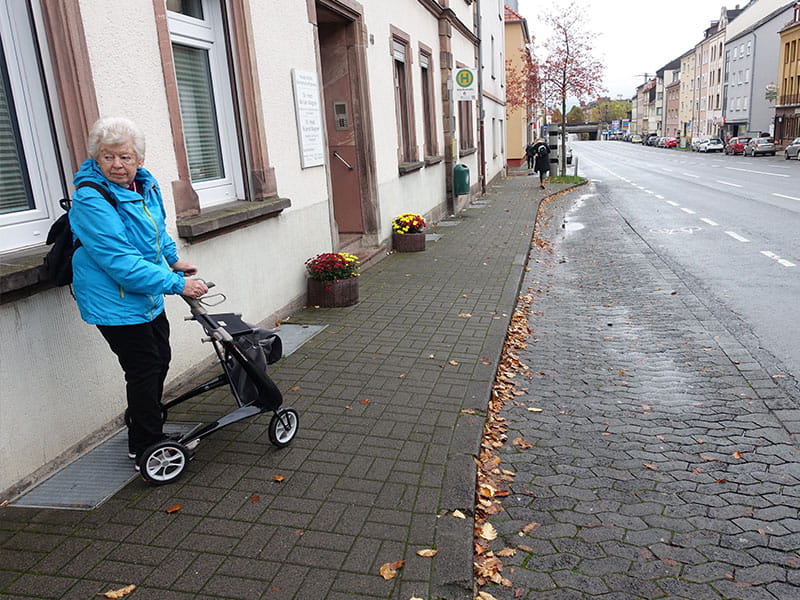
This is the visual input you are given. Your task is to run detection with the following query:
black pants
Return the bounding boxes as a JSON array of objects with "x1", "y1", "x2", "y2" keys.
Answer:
[
  {"x1": 98, "y1": 310, "x2": 171, "y2": 455},
  {"x1": 526, "y1": 156, "x2": 534, "y2": 169}
]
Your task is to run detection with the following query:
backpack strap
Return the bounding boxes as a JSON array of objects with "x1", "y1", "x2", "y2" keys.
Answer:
[
  {"x1": 72, "y1": 181, "x2": 118, "y2": 251},
  {"x1": 77, "y1": 181, "x2": 117, "y2": 209}
]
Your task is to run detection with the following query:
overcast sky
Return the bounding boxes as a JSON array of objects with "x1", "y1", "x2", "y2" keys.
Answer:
[{"x1": 516, "y1": 0, "x2": 732, "y2": 100}]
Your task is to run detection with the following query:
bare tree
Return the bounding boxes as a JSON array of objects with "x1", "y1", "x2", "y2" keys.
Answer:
[{"x1": 539, "y1": 2, "x2": 605, "y2": 176}]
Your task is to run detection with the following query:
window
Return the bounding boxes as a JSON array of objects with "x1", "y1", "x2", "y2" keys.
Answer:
[
  {"x1": 391, "y1": 33, "x2": 416, "y2": 163},
  {"x1": 490, "y1": 35, "x2": 496, "y2": 79},
  {"x1": 0, "y1": 0, "x2": 64, "y2": 253},
  {"x1": 458, "y1": 100, "x2": 474, "y2": 150},
  {"x1": 167, "y1": 0, "x2": 243, "y2": 207},
  {"x1": 745, "y1": 68, "x2": 750, "y2": 84},
  {"x1": 746, "y1": 41, "x2": 751, "y2": 56},
  {"x1": 419, "y1": 48, "x2": 437, "y2": 158}
]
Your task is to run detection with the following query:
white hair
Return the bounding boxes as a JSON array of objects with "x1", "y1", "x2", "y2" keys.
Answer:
[{"x1": 87, "y1": 117, "x2": 145, "y2": 159}]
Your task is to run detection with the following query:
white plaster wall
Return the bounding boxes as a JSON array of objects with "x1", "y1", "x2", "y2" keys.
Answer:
[
  {"x1": 480, "y1": 0, "x2": 507, "y2": 184},
  {"x1": 0, "y1": 0, "x2": 333, "y2": 495},
  {"x1": 363, "y1": 2, "x2": 451, "y2": 237}
]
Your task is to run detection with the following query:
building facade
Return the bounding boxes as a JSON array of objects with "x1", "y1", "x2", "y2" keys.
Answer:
[
  {"x1": 723, "y1": 1, "x2": 796, "y2": 139},
  {"x1": 0, "y1": 0, "x2": 503, "y2": 496},
  {"x1": 503, "y1": 4, "x2": 531, "y2": 167},
  {"x1": 775, "y1": 2, "x2": 800, "y2": 143},
  {"x1": 679, "y1": 49, "x2": 697, "y2": 143}
]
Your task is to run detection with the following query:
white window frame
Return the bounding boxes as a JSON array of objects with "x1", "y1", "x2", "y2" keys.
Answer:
[
  {"x1": 0, "y1": 0, "x2": 64, "y2": 253},
  {"x1": 167, "y1": 1, "x2": 243, "y2": 208}
]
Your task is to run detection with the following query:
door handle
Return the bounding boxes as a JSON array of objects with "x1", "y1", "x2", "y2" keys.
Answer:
[{"x1": 333, "y1": 151, "x2": 354, "y2": 170}]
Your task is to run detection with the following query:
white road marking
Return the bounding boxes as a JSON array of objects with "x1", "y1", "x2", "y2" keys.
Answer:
[
  {"x1": 761, "y1": 251, "x2": 796, "y2": 267},
  {"x1": 773, "y1": 193, "x2": 800, "y2": 202},
  {"x1": 726, "y1": 167, "x2": 789, "y2": 178},
  {"x1": 725, "y1": 231, "x2": 750, "y2": 243},
  {"x1": 716, "y1": 180, "x2": 743, "y2": 188},
  {"x1": 700, "y1": 218, "x2": 719, "y2": 226},
  {"x1": 681, "y1": 208, "x2": 696, "y2": 214},
  {"x1": 655, "y1": 194, "x2": 664, "y2": 199},
  {"x1": 667, "y1": 201, "x2": 680, "y2": 207},
  {"x1": 683, "y1": 173, "x2": 700, "y2": 178}
]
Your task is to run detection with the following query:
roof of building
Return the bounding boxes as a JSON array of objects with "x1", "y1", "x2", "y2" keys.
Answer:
[{"x1": 504, "y1": 5, "x2": 525, "y2": 22}]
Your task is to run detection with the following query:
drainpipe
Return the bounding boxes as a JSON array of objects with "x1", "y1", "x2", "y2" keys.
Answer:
[{"x1": 476, "y1": 0, "x2": 486, "y2": 194}]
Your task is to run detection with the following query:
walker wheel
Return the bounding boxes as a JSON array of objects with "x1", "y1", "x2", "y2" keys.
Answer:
[
  {"x1": 138, "y1": 441, "x2": 190, "y2": 485},
  {"x1": 268, "y1": 408, "x2": 299, "y2": 448}
]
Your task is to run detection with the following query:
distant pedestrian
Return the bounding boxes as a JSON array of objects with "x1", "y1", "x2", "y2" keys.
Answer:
[
  {"x1": 525, "y1": 142, "x2": 536, "y2": 170},
  {"x1": 532, "y1": 138, "x2": 549, "y2": 190}
]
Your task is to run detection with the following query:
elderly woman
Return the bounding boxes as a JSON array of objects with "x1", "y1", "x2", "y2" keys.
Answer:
[{"x1": 69, "y1": 116, "x2": 208, "y2": 467}]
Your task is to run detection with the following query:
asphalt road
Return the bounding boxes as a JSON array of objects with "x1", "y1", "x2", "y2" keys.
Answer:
[{"x1": 574, "y1": 140, "x2": 800, "y2": 396}]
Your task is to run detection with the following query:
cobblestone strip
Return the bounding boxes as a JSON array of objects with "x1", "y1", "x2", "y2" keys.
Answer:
[{"x1": 480, "y1": 188, "x2": 800, "y2": 600}]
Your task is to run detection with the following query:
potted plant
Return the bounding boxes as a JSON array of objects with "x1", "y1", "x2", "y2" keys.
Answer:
[
  {"x1": 305, "y1": 252, "x2": 360, "y2": 307},
  {"x1": 391, "y1": 213, "x2": 426, "y2": 252}
]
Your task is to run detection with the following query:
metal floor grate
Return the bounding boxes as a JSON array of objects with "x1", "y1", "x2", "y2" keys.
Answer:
[
  {"x1": 10, "y1": 323, "x2": 326, "y2": 510},
  {"x1": 10, "y1": 423, "x2": 195, "y2": 510}
]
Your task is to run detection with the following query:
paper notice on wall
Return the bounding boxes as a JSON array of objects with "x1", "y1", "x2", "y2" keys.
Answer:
[{"x1": 292, "y1": 69, "x2": 325, "y2": 168}]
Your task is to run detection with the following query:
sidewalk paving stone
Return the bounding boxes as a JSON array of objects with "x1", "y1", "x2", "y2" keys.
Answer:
[{"x1": 0, "y1": 173, "x2": 559, "y2": 599}]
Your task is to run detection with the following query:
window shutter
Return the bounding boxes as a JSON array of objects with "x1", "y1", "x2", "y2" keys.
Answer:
[
  {"x1": 172, "y1": 43, "x2": 225, "y2": 183},
  {"x1": 0, "y1": 54, "x2": 31, "y2": 215},
  {"x1": 393, "y1": 39, "x2": 406, "y2": 63}
]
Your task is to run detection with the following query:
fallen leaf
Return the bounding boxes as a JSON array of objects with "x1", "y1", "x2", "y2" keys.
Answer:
[
  {"x1": 459, "y1": 313, "x2": 473, "y2": 318},
  {"x1": 641, "y1": 404, "x2": 651, "y2": 411},
  {"x1": 479, "y1": 522, "x2": 497, "y2": 541},
  {"x1": 716, "y1": 478, "x2": 728, "y2": 484},
  {"x1": 416, "y1": 548, "x2": 438, "y2": 557},
  {"x1": 97, "y1": 585, "x2": 136, "y2": 599},
  {"x1": 165, "y1": 504, "x2": 181, "y2": 514},
  {"x1": 733, "y1": 451, "x2": 743, "y2": 460},
  {"x1": 273, "y1": 474, "x2": 285, "y2": 483},
  {"x1": 527, "y1": 407, "x2": 543, "y2": 413},
  {"x1": 512, "y1": 437, "x2": 532, "y2": 450},
  {"x1": 428, "y1": 354, "x2": 436, "y2": 359},
  {"x1": 643, "y1": 463, "x2": 659, "y2": 470},
  {"x1": 250, "y1": 495, "x2": 260, "y2": 503},
  {"x1": 379, "y1": 560, "x2": 405, "y2": 580},
  {"x1": 496, "y1": 547, "x2": 517, "y2": 557},
  {"x1": 477, "y1": 591, "x2": 500, "y2": 600},
  {"x1": 360, "y1": 398, "x2": 371, "y2": 405},
  {"x1": 521, "y1": 522, "x2": 540, "y2": 534},
  {"x1": 449, "y1": 360, "x2": 459, "y2": 366},
  {"x1": 618, "y1": 369, "x2": 626, "y2": 376},
  {"x1": 289, "y1": 385, "x2": 301, "y2": 391},
  {"x1": 452, "y1": 510, "x2": 467, "y2": 519},
  {"x1": 517, "y1": 544, "x2": 533, "y2": 552}
]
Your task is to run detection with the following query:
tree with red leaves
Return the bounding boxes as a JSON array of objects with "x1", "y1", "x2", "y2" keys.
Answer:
[
  {"x1": 505, "y1": 47, "x2": 540, "y2": 116},
  {"x1": 539, "y1": 2, "x2": 605, "y2": 175}
]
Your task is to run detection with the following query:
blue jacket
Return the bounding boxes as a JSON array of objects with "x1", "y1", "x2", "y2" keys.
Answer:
[{"x1": 69, "y1": 159, "x2": 186, "y2": 325}]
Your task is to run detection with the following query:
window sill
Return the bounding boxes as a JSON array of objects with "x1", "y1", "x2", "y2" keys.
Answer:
[
  {"x1": 398, "y1": 161, "x2": 425, "y2": 176},
  {"x1": 176, "y1": 196, "x2": 291, "y2": 241},
  {"x1": 460, "y1": 147, "x2": 477, "y2": 156},
  {"x1": 0, "y1": 245, "x2": 51, "y2": 302},
  {"x1": 424, "y1": 155, "x2": 444, "y2": 166}
]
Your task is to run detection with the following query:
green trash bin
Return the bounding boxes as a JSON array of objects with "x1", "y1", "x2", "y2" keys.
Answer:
[{"x1": 453, "y1": 163, "x2": 470, "y2": 195}]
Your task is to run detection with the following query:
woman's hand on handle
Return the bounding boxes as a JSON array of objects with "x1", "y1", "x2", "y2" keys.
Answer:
[
  {"x1": 181, "y1": 278, "x2": 209, "y2": 299},
  {"x1": 171, "y1": 259, "x2": 199, "y2": 276}
]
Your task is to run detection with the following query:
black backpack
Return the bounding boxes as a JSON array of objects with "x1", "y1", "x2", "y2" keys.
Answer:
[{"x1": 42, "y1": 181, "x2": 116, "y2": 286}]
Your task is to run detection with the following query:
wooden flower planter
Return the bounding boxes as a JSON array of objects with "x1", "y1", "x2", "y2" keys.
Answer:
[
  {"x1": 306, "y1": 277, "x2": 359, "y2": 307},
  {"x1": 392, "y1": 231, "x2": 426, "y2": 252}
]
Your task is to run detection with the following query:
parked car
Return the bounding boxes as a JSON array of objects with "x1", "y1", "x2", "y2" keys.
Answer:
[
  {"x1": 664, "y1": 137, "x2": 678, "y2": 148},
  {"x1": 744, "y1": 137, "x2": 776, "y2": 156},
  {"x1": 645, "y1": 134, "x2": 660, "y2": 146},
  {"x1": 691, "y1": 138, "x2": 707, "y2": 151},
  {"x1": 698, "y1": 138, "x2": 724, "y2": 153},
  {"x1": 783, "y1": 137, "x2": 800, "y2": 160},
  {"x1": 630, "y1": 134, "x2": 643, "y2": 144},
  {"x1": 724, "y1": 136, "x2": 751, "y2": 155}
]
